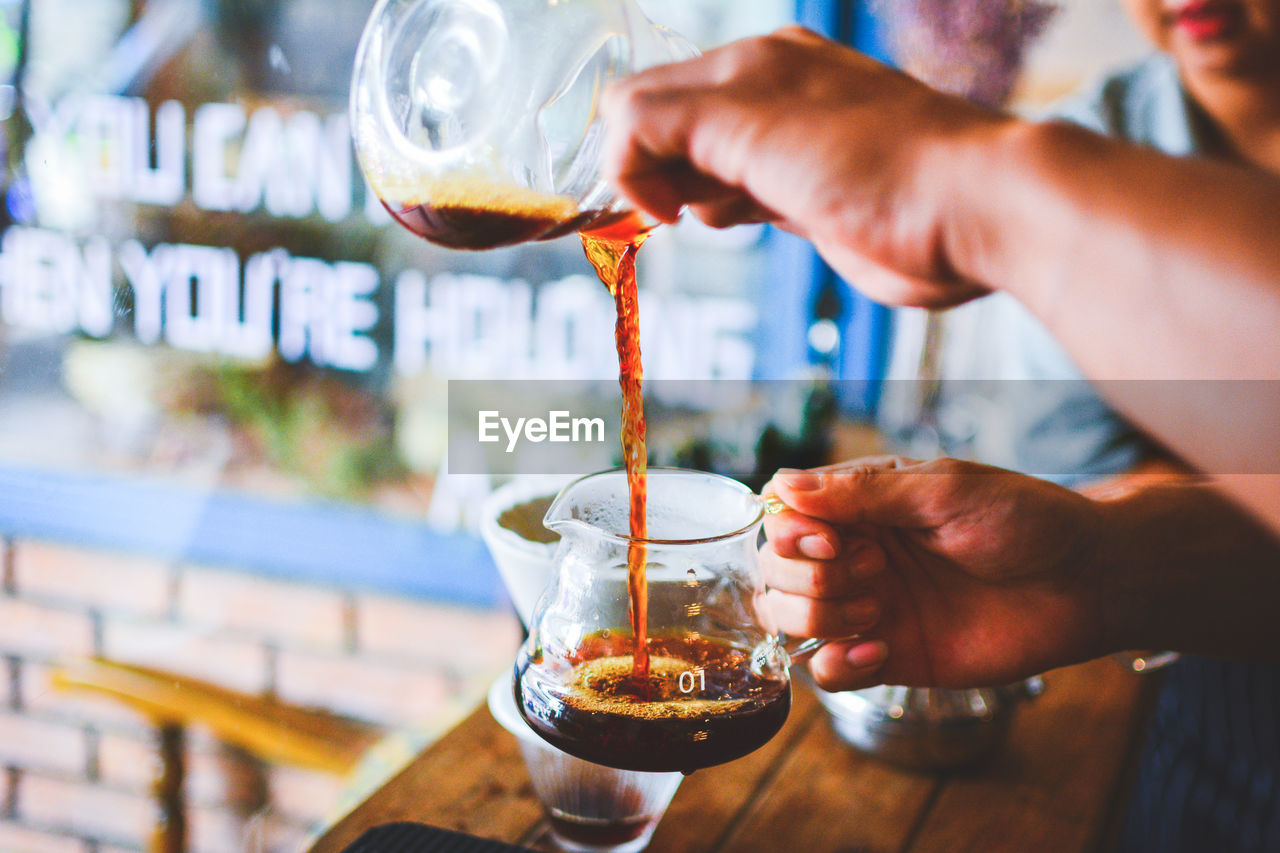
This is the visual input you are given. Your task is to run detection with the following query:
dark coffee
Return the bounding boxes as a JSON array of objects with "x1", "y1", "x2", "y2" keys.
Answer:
[
  {"x1": 377, "y1": 193, "x2": 639, "y2": 250},
  {"x1": 517, "y1": 635, "x2": 791, "y2": 773},
  {"x1": 546, "y1": 786, "x2": 652, "y2": 848},
  {"x1": 382, "y1": 200, "x2": 569, "y2": 249}
]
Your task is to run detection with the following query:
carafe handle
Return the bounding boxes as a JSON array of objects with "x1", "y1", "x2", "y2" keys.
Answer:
[
  {"x1": 754, "y1": 634, "x2": 858, "y2": 678},
  {"x1": 781, "y1": 633, "x2": 863, "y2": 665}
]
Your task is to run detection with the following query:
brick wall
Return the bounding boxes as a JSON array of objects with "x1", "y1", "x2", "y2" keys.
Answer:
[{"x1": 0, "y1": 538, "x2": 522, "y2": 853}]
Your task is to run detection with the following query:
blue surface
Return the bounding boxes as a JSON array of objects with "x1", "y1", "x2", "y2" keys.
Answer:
[
  {"x1": 755, "y1": 1, "x2": 892, "y2": 414},
  {"x1": 755, "y1": 227, "x2": 823, "y2": 381},
  {"x1": 0, "y1": 463, "x2": 504, "y2": 607}
]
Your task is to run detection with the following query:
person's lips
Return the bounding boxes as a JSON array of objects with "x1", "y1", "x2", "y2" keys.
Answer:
[{"x1": 1170, "y1": 1, "x2": 1245, "y2": 40}]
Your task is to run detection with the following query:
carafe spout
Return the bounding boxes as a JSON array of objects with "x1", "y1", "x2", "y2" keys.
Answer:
[{"x1": 540, "y1": 480, "x2": 596, "y2": 542}]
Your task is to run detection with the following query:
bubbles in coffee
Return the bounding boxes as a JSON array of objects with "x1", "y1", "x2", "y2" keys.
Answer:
[{"x1": 517, "y1": 634, "x2": 791, "y2": 773}]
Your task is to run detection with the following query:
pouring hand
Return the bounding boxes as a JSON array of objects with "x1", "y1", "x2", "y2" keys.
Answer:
[
  {"x1": 761, "y1": 458, "x2": 1110, "y2": 691},
  {"x1": 601, "y1": 26, "x2": 999, "y2": 309}
]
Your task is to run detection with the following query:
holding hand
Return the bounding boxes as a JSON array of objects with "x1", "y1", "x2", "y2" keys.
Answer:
[{"x1": 762, "y1": 457, "x2": 1112, "y2": 691}]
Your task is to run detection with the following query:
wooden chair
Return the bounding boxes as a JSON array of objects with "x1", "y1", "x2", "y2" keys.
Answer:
[{"x1": 49, "y1": 658, "x2": 383, "y2": 853}]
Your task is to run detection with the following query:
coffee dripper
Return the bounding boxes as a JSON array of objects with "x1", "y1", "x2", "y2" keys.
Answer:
[
  {"x1": 515, "y1": 468, "x2": 832, "y2": 774},
  {"x1": 350, "y1": 0, "x2": 697, "y2": 249}
]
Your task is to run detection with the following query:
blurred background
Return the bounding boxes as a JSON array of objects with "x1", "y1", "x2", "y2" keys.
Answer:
[{"x1": 0, "y1": 1, "x2": 1146, "y2": 851}]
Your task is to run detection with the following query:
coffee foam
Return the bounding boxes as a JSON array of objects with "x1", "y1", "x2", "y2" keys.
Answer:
[
  {"x1": 566, "y1": 655, "x2": 751, "y2": 720},
  {"x1": 368, "y1": 169, "x2": 580, "y2": 219},
  {"x1": 354, "y1": 118, "x2": 580, "y2": 216}
]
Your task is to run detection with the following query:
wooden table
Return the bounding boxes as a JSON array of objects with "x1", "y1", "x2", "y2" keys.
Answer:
[{"x1": 310, "y1": 657, "x2": 1152, "y2": 853}]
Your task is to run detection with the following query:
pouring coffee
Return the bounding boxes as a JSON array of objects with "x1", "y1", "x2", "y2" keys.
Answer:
[
  {"x1": 516, "y1": 468, "x2": 830, "y2": 774},
  {"x1": 349, "y1": 2, "x2": 800, "y2": 774}
]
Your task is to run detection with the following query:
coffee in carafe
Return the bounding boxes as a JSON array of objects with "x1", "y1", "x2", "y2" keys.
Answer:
[{"x1": 517, "y1": 632, "x2": 790, "y2": 774}]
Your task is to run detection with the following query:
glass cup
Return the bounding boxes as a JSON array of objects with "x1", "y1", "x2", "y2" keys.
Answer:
[
  {"x1": 350, "y1": 0, "x2": 697, "y2": 249},
  {"x1": 488, "y1": 675, "x2": 682, "y2": 853}
]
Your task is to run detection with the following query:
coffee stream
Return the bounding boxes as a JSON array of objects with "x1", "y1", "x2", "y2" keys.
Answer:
[
  {"x1": 580, "y1": 213, "x2": 652, "y2": 693},
  {"x1": 379, "y1": 181, "x2": 654, "y2": 689}
]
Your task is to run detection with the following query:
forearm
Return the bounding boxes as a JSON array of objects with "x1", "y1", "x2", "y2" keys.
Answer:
[
  {"x1": 946, "y1": 118, "x2": 1280, "y2": 529},
  {"x1": 954, "y1": 118, "x2": 1280, "y2": 382},
  {"x1": 1092, "y1": 479, "x2": 1280, "y2": 661}
]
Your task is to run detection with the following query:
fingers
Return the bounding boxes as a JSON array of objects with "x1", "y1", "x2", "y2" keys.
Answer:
[
  {"x1": 602, "y1": 24, "x2": 999, "y2": 312},
  {"x1": 760, "y1": 458, "x2": 898, "y2": 637},
  {"x1": 764, "y1": 588, "x2": 880, "y2": 639},
  {"x1": 807, "y1": 640, "x2": 891, "y2": 692},
  {"x1": 760, "y1": 457, "x2": 917, "y2": 690},
  {"x1": 687, "y1": 195, "x2": 779, "y2": 229},
  {"x1": 765, "y1": 457, "x2": 957, "y2": 527},
  {"x1": 601, "y1": 79, "x2": 700, "y2": 223},
  {"x1": 762, "y1": 541, "x2": 886, "y2": 598},
  {"x1": 762, "y1": 506, "x2": 841, "y2": 559},
  {"x1": 757, "y1": 455, "x2": 921, "y2": 548},
  {"x1": 601, "y1": 31, "x2": 808, "y2": 227},
  {"x1": 601, "y1": 46, "x2": 756, "y2": 225}
]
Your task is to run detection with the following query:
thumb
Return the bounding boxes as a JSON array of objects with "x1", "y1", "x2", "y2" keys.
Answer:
[{"x1": 768, "y1": 458, "x2": 956, "y2": 528}]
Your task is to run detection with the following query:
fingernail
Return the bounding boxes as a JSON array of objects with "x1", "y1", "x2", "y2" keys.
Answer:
[
  {"x1": 778, "y1": 469, "x2": 822, "y2": 491},
  {"x1": 842, "y1": 598, "x2": 880, "y2": 628},
  {"x1": 845, "y1": 640, "x2": 889, "y2": 669},
  {"x1": 798, "y1": 535, "x2": 837, "y2": 560}
]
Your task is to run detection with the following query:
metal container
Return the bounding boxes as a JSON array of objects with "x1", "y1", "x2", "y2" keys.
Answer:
[{"x1": 817, "y1": 679, "x2": 1044, "y2": 770}]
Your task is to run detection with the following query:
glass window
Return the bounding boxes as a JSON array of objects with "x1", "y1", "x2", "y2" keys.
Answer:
[{"x1": 0, "y1": 3, "x2": 796, "y2": 851}]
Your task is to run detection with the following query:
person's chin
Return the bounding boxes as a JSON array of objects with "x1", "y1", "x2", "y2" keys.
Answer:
[{"x1": 1173, "y1": 37, "x2": 1272, "y2": 78}]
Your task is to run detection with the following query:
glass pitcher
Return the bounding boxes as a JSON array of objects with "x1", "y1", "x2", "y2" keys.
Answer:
[
  {"x1": 350, "y1": 0, "x2": 697, "y2": 249},
  {"x1": 515, "y1": 468, "x2": 828, "y2": 774}
]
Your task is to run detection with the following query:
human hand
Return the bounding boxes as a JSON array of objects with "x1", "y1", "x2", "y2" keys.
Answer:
[
  {"x1": 602, "y1": 26, "x2": 1004, "y2": 308},
  {"x1": 761, "y1": 457, "x2": 1111, "y2": 691}
]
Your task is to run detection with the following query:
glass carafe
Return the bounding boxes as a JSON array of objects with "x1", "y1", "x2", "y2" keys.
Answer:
[
  {"x1": 350, "y1": 0, "x2": 697, "y2": 249},
  {"x1": 515, "y1": 468, "x2": 826, "y2": 774}
]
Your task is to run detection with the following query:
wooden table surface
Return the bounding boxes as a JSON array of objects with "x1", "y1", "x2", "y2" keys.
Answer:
[{"x1": 310, "y1": 657, "x2": 1152, "y2": 853}]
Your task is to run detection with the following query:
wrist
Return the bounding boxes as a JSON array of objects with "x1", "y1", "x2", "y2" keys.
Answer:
[
  {"x1": 928, "y1": 112, "x2": 1026, "y2": 292},
  {"x1": 1087, "y1": 489, "x2": 1159, "y2": 656},
  {"x1": 934, "y1": 118, "x2": 1090, "y2": 309},
  {"x1": 1086, "y1": 480, "x2": 1280, "y2": 660}
]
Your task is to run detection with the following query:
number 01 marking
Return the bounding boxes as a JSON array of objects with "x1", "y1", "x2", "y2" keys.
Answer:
[{"x1": 679, "y1": 669, "x2": 706, "y2": 694}]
